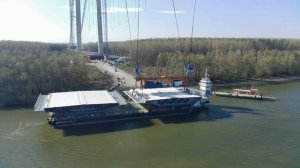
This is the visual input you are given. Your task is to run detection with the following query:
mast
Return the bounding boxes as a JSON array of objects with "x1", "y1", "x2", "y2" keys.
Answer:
[
  {"x1": 205, "y1": 68, "x2": 209, "y2": 79},
  {"x1": 75, "y1": 0, "x2": 82, "y2": 54},
  {"x1": 96, "y1": 0, "x2": 104, "y2": 57}
]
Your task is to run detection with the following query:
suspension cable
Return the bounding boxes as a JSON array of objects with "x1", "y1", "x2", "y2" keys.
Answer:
[
  {"x1": 171, "y1": 0, "x2": 181, "y2": 48},
  {"x1": 171, "y1": 0, "x2": 189, "y2": 78},
  {"x1": 189, "y1": 0, "x2": 197, "y2": 63},
  {"x1": 125, "y1": 0, "x2": 134, "y2": 59},
  {"x1": 136, "y1": 0, "x2": 141, "y2": 67}
]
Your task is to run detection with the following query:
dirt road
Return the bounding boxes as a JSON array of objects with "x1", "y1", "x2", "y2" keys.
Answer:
[{"x1": 90, "y1": 61, "x2": 137, "y2": 88}]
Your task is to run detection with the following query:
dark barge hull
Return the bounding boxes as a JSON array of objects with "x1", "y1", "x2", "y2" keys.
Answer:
[
  {"x1": 50, "y1": 113, "x2": 153, "y2": 128},
  {"x1": 48, "y1": 109, "x2": 202, "y2": 128}
]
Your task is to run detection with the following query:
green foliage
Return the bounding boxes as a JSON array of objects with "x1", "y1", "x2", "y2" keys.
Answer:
[
  {"x1": 85, "y1": 38, "x2": 300, "y2": 82},
  {"x1": 0, "y1": 41, "x2": 113, "y2": 107}
]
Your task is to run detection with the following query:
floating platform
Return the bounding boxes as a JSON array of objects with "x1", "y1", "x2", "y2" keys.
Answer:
[
  {"x1": 34, "y1": 68, "x2": 213, "y2": 128},
  {"x1": 34, "y1": 90, "x2": 152, "y2": 127},
  {"x1": 212, "y1": 91, "x2": 277, "y2": 101},
  {"x1": 34, "y1": 89, "x2": 206, "y2": 128}
]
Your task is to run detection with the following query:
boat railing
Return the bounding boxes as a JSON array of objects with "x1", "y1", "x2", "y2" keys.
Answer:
[{"x1": 233, "y1": 89, "x2": 259, "y2": 95}]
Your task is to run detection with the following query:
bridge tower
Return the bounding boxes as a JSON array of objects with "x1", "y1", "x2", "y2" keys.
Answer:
[
  {"x1": 69, "y1": 0, "x2": 107, "y2": 57},
  {"x1": 96, "y1": 0, "x2": 104, "y2": 57},
  {"x1": 68, "y1": 0, "x2": 76, "y2": 50},
  {"x1": 75, "y1": 0, "x2": 82, "y2": 53}
]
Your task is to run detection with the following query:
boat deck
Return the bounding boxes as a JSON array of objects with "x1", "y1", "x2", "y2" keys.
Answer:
[
  {"x1": 123, "y1": 87, "x2": 201, "y2": 104},
  {"x1": 213, "y1": 91, "x2": 277, "y2": 101}
]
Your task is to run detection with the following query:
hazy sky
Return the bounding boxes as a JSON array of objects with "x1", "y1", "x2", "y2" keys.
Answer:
[{"x1": 0, "y1": 0, "x2": 300, "y2": 43}]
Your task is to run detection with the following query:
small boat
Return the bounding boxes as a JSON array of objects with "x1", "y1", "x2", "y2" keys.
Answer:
[{"x1": 212, "y1": 87, "x2": 277, "y2": 101}]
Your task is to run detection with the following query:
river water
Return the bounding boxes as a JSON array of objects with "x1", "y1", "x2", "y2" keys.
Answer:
[{"x1": 0, "y1": 81, "x2": 300, "y2": 168}]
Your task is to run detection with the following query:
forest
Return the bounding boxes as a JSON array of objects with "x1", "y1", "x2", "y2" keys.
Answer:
[
  {"x1": 1, "y1": 38, "x2": 300, "y2": 106},
  {"x1": 85, "y1": 38, "x2": 300, "y2": 82},
  {"x1": 0, "y1": 41, "x2": 113, "y2": 107}
]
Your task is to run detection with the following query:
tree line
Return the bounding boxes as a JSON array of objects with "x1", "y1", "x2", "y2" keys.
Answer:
[
  {"x1": 0, "y1": 41, "x2": 112, "y2": 107},
  {"x1": 84, "y1": 38, "x2": 300, "y2": 82},
  {"x1": 3, "y1": 38, "x2": 298, "y2": 106}
]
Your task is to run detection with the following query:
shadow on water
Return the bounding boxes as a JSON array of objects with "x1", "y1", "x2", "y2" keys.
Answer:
[
  {"x1": 62, "y1": 119, "x2": 154, "y2": 137},
  {"x1": 62, "y1": 105, "x2": 262, "y2": 136},
  {"x1": 159, "y1": 105, "x2": 262, "y2": 124}
]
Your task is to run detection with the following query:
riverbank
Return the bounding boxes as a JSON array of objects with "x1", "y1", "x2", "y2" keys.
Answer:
[{"x1": 116, "y1": 62, "x2": 300, "y2": 88}]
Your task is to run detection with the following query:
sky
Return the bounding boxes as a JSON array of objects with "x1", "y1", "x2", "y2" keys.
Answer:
[{"x1": 0, "y1": 0, "x2": 300, "y2": 43}]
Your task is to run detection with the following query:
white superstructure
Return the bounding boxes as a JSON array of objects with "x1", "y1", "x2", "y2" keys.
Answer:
[
  {"x1": 128, "y1": 87, "x2": 201, "y2": 103},
  {"x1": 45, "y1": 91, "x2": 117, "y2": 108},
  {"x1": 199, "y1": 68, "x2": 212, "y2": 98},
  {"x1": 124, "y1": 86, "x2": 206, "y2": 112},
  {"x1": 34, "y1": 90, "x2": 128, "y2": 112}
]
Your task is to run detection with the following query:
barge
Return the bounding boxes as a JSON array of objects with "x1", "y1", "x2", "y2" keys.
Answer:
[
  {"x1": 213, "y1": 88, "x2": 277, "y2": 101},
  {"x1": 34, "y1": 88, "x2": 210, "y2": 127},
  {"x1": 34, "y1": 90, "x2": 151, "y2": 127},
  {"x1": 34, "y1": 70, "x2": 212, "y2": 127}
]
